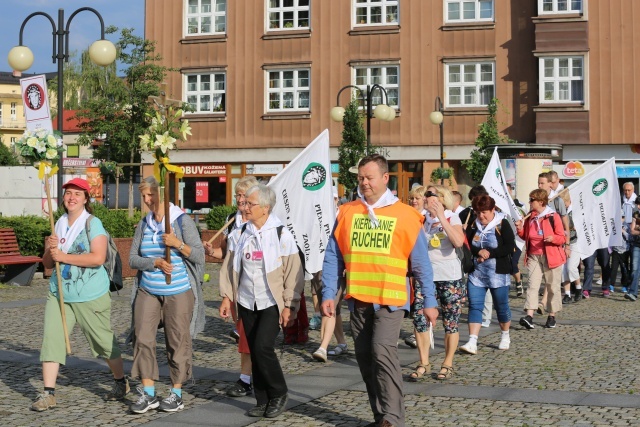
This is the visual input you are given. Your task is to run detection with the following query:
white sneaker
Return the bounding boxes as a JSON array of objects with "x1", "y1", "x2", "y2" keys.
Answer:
[
  {"x1": 481, "y1": 320, "x2": 491, "y2": 328},
  {"x1": 312, "y1": 347, "x2": 327, "y2": 362},
  {"x1": 459, "y1": 341, "x2": 477, "y2": 355},
  {"x1": 498, "y1": 336, "x2": 511, "y2": 350}
]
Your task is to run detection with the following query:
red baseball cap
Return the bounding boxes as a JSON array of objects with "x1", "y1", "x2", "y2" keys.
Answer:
[{"x1": 62, "y1": 178, "x2": 91, "y2": 192}]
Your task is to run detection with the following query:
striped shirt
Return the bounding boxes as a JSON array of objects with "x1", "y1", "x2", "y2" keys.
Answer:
[{"x1": 139, "y1": 225, "x2": 191, "y2": 296}]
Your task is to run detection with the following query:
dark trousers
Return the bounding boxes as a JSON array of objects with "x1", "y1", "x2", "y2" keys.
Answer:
[
  {"x1": 583, "y1": 248, "x2": 611, "y2": 291},
  {"x1": 238, "y1": 304, "x2": 287, "y2": 405},
  {"x1": 350, "y1": 300, "x2": 405, "y2": 426},
  {"x1": 609, "y1": 251, "x2": 630, "y2": 288}
]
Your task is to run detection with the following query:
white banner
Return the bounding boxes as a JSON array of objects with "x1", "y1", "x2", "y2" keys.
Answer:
[
  {"x1": 568, "y1": 158, "x2": 623, "y2": 259},
  {"x1": 268, "y1": 129, "x2": 336, "y2": 275},
  {"x1": 20, "y1": 75, "x2": 53, "y2": 133},
  {"x1": 481, "y1": 147, "x2": 524, "y2": 249}
]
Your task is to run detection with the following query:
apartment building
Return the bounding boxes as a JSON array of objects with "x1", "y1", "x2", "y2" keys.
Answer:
[
  {"x1": 0, "y1": 72, "x2": 27, "y2": 149},
  {"x1": 144, "y1": 0, "x2": 640, "y2": 208}
]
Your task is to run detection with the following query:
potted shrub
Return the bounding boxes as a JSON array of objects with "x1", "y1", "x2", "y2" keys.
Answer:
[{"x1": 430, "y1": 167, "x2": 455, "y2": 186}]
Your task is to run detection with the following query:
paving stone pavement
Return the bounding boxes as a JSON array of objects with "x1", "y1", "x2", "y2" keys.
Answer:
[{"x1": 1, "y1": 263, "x2": 639, "y2": 426}]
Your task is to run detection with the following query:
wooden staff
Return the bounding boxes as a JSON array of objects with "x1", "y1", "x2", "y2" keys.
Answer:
[
  {"x1": 206, "y1": 216, "x2": 236, "y2": 244},
  {"x1": 45, "y1": 177, "x2": 71, "y2": 354},
  {"x1": 164, "y1": 170, "x2": 172, "y2": 284}
]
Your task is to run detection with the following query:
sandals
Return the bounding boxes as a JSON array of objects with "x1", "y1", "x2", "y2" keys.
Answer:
[
  {"x1": 437, "y1": 365, "x2": 454, "y2": 380},
  {"x1": 409, "y1": 363, "x2": 431, "y2": 380}
]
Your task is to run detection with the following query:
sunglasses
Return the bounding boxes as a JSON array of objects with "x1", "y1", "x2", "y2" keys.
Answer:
[
  {"x1": 529, "y1": 198, "x2": 537, "y2": 203},
  {"x1": 426, "y1": 191, "x2": 438, "y2": 198}
]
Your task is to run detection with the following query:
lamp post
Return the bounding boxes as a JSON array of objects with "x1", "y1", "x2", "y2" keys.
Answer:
[
  {"x1": 8, "y1": 7, "x2": 117, "y2": 202},
  {"x1": 429, "y1": 96, "x2": 445, "y2": 184},
  {"x1": 104, "y1": 137, "x2": 110, "y2": 209},
  {"x1": 330, "y1": 84, "x2": 396, "y2": 154}
]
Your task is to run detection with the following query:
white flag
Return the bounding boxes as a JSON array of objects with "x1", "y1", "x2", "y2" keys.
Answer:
[
  {"x1": 268, "y1": 129, "x2": 336, "y2": 275},
  {"x1": 568, "y1": 158, "x2": 623, "y2": 259},
  {"x1": 481, "y1": 147, "x2": 522, "y2": 221},
  {"x1": 20, "y1": 75, "x2": 54, "y2": 133}
]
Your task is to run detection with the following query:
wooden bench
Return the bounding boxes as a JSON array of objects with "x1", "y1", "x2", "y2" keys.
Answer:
[{"x1": 0, "y1": 228, "x2": 43, "y2": 286}]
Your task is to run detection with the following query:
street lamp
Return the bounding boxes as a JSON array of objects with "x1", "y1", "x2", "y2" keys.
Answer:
[
  {"x1": 104, "y1": 137, "x2": 111, "y2": 209},
  {"x1": 330, "y1": 84, "x2": 396, "y2": 154},
  {"x1": 8, "y1": 7, "x2": 117, "y2": 202},
  {"x1": 429, "y1": 96, "x2": 445, "y2": 184}
]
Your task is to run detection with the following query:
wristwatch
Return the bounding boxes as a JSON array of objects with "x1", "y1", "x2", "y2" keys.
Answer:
[{"x1": 178, "y1": 242, "x2": 185, "y2": 251}]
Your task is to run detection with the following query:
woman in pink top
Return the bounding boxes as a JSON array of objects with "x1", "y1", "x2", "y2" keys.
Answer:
[{"x1": 516, "y1": 189, "x2": 566, "y2": 330}]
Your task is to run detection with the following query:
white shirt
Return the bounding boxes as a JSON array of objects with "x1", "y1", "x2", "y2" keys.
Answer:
[
  {"x1": 424, "y1": 210, "x2": 463, "y2": 281},
  {"x1": 237, "y1": 232, "x2": 277, "y2": 311}
]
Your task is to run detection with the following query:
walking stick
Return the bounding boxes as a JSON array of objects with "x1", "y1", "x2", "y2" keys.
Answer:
[
  {"x1": 206, "y1": 216, "x2": 236, "y2": 244},
  {"x1": 164, "y1": 170, "x2": 172, "y2": 284},
  {"x1": 44, "y1": 178, "x2": 71, "y2": 355}
]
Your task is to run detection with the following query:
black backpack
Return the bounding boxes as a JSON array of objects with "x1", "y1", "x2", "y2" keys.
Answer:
[{"x1": 85, "y1": 215, "x2": 123, "y2": 293}]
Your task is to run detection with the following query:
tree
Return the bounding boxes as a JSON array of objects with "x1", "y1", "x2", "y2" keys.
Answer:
[
  {"x1": 0, "y1": 139, "x2": 20, "y2": 166},
  {"x1": 461, "y1": 98, "x2": 516, "y2": 183},
  {"x1": 75, "y1": 27, "x2": 173, "y2": 216},
  {"x1": 338, "y1": 99, "x2": 367, "y2": 194}
]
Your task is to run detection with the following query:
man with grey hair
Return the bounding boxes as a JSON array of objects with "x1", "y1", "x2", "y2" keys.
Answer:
[
  {"x1": 548, "y1": 170, "x2": 564, "y2": 198},
  {"x1": 619, "y1": 182, "x2": 637, "y2": 292}
]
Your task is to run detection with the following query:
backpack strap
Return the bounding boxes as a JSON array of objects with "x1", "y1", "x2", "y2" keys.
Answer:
[{"x1": 85, "y1": 214, "x2": 94, "y2": 237}]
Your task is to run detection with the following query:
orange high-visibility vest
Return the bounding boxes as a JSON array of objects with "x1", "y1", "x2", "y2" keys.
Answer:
[{"x1": 334, "y1": 200, "x2": 423, "y2": 306}]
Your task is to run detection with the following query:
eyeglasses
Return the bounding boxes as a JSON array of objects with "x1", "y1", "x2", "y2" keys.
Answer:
[
  {"x1": 245, "y1": 202, "x2": 261, "y2": 209},
  {"x1": 529, "y1": 198, "x2": 537, "y2": 203},
  {"x1": 425, "y1": 191, "x2": 438, "y2": 198}
]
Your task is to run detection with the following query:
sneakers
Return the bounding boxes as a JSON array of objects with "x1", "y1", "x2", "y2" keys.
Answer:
[
  {"x1": 562, "y1": 294, "x2": 573, "y2": 304},
  {"x1": 328, "y1": 343, "x2": 348, "y2": 356},
  {"x1": 226, "y1": 379, "x2": 253, "y2": 397},
  {"x1": 603, "y1": 290, "x2": 610, "y2": 297},
  {"x1": 573, "y1": 291, "x2": 583, "y2": 302},
  {"x1": 404, "y1": 334, "x2": 418, "y2": 348},
  {"x1": 624, "y1": 293, "x2": 638, "y2": 301},
  {"x1": 229, "y1": 329, "x2": 240, "y2": 342},
  {"x1": 515, "y1": 281, "x2": 524, "y2": 297},
  {"x1": 130, "y1": 386, "x2": 160, "y2": 414},
  {"x1": 104, "y1": 377, "x2": 130, "y2": 401},
  {"x1": 498, "y1": 335, "x2": 510, "y2": 350},
  {"x1": 596, "y1": 278, "x2": 603, "y2": 285},
  {"x1": 622, "y1": 286, "x2": 628, "y2": 294},
  {"x1": 459, "y1": 341, "x2": 477, "y2": 355},
  {"x1": 519, "y1": 315, "x2": 535, "y2": 330},
  {"x1": 31, "y1": 391, "x2": 56, "y2": 412},
  {"x1": 312, "y1": 347, "x2": 328, "y2": 362},
  {"x1": 545, "y1": 316, "x2": 557, "y2": 329},
  {"x1": 309, "y1": 315, "x2": 322, "y2": 331},
  {"x1": 609, "y1": 284, "x2": 614, "y2": 293},
  {"x1": 481, "y1": 320, "x2": 491, "y2": 328},
  {"x1": 158, "y1": 391, "x2": 184, "y2": 412},
  {"x1": 582, "y1": 290, "x2": 591, "y2": 299}
]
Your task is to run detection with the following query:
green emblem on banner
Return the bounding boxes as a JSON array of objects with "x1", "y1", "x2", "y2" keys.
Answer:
[
  {"x1": 592, "y1": 178, "x2": 608, "y2": 196},
  {"x1": 302, "y1": 163, "x2": 327, "y2": 191}
]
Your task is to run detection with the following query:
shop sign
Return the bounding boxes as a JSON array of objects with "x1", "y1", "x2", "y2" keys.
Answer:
[
  {"x1": 616, "y1": 165, "x2": 640, "y2": 178},
  {"x1": 196, "y1": 181, "x2": 208, "y2": 203},
  {"x1": 562, "y1": 161, "x2": 585, "y2": 178},
  {"x1": 63, "y1": 158, "x2": 99, "y2": 167},
  {"x1": 219, "y1": 176, "x2": 227, "y2": 183},
  {"x1": 246, "y1": 164, "x2": 284, "y2": 175},
  {"x1": 181, "y1": 164, "x2": 226, "y2": 176}
]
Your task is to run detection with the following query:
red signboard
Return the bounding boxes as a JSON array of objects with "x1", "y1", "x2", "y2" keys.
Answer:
[
  {"x1": 181, "y1": 164, "x2": 226, "y2": 176},
  {"x1": 219, "y1": 176, "x2": 227, "y2": 183},
  {"x1": 195, "y1": 181, "x2": 208, "y2": 203}
]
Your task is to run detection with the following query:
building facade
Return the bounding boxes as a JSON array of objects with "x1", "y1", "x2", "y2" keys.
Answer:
[
  {"x1": 0, "y1": 72, "x2": 27, "y2": 149},
  {"x1": 144, "y1": 0, "x2": 640, "y2": 208}
]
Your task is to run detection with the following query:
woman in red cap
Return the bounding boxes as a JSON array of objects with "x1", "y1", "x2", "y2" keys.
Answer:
[{"x1": 32, "y1": 178, "x2": 128, "y2": 412}]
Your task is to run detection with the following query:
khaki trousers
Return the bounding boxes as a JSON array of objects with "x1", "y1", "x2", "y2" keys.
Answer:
[
  {"x1": 524, "y1": 254, "x2": 563, "y2": 314},
  {"x1": 131, "y1": 288, "x2": 195, "y2": 384}
]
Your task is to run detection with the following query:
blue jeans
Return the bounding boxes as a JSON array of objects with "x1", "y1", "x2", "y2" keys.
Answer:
[
  {"x1": 629, "y1": 246, "x2": 640, "y2": 297},
  {"x1": 582, "y1": 248, "x2": 610, "y2": 292},
  {"x1": 467, "y1": 282, "x2": 511, "y2": 324}
]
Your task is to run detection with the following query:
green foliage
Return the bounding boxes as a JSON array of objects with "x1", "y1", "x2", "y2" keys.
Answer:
[
  {"x1": 0, "y1": 216, "x2": 51, "y2": 257},
  {"x1": 205, "y1": 205, "x2": 238, "y2": 230},
  {"x1": 461, "y1": 98, "x2": 517, "y2": 183},
  {"x1": 90, "y1": 203, "x2": 141, "y2": 238},
  {"x1": 338, "y1": 99, "x2": 367, "y2": 192},
  {"x1": 0, "y1": 141, "x2": 19, "y2": 166},
  {"x1": 430, "y1": 167, "x2": 454, "y2": 186}
]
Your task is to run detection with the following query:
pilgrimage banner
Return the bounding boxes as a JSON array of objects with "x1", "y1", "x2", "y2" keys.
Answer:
[
  {"x1": 567, "y1": 158, "x2": 623, "y2": 259},
  {"x1": 20, "y1": 75, "x2": 53, "y2": 133},
  {"x1": 269, "y1": 129, "x2": 335, "y2": 275}
]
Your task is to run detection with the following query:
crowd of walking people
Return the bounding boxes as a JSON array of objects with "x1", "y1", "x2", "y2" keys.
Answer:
[{"x1": 31, "y1": 164, "x2": 637, "y2": 426}]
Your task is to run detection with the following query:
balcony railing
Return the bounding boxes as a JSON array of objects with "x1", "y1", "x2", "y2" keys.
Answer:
[{"x1": 0, "y1": 120, "x2": 27, "y2": 129}]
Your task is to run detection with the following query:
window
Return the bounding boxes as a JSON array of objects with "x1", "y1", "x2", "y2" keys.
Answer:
[
  {"x1": 354, "y1": 0, "x2": 398, "y2": 26},
  {"x1": 353, "y1": 65, "x2": 399, "y2": 108},
  {"x1": 185, "y1": 72, "x2": 226, "y2": 113},
  {"x1": 446, "y1": 62, "x2": 495, "y2": 107},
  {"x1": 268, "y1": 0, "x2": 310, "y2": 30},
  {"x1": 267, "y1": 69, "x2": 310, "y2": 111},
  {"x1": 11, "y1": 103, "x2": 16, "y2": 120},
  {"x1": 539, "y1": 0, "x2": 582, "y2": 14},
  {"x1": 446, "y1": 0, "x2": 494, "y2": 22},
  {"x1": 539, "y1": 56, "x2": 584, "y2": 103},
  {"x1": 186, "y1": 0, "x2": 226, "y2": 35}
]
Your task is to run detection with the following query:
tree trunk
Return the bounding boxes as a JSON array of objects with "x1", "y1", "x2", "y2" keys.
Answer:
[{"x1": 128, "y1": 145, "x2": 135, "y2": 218}]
